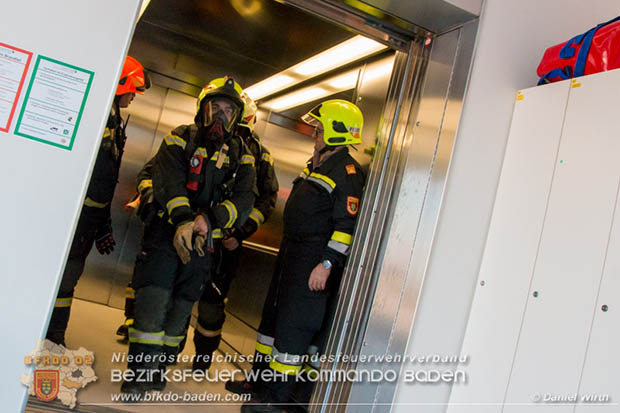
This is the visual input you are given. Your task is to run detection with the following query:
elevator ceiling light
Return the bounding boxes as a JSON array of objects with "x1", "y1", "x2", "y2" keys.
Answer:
[
  {"x1": 328, "y1": 70, "x2": 359, "y2": 89},
  {"x1": 245, "y1": 75, "x2": 295, "y2": 100},
  {"x1": 266, "y1": 87, "x2": 328, "y2": 111},
  {"x1": 243, "y1": 35, "x2": 388, "y2": 101},
  {"x1": 293, "y1": 36, "x2": 388, "y2": 76},
  {"x1": 261, "y1": 57, "x2": 395, "y2": 113}
]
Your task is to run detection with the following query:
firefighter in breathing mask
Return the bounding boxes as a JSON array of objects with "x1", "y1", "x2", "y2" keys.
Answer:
[{"x1": 121, "y1": 76, "x2": 256, "y2": 395}]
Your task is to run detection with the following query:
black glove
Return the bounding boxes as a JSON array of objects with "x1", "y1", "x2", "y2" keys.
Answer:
[{"x1": 95, "y1": 222, "x2": 116, "y2": 255}]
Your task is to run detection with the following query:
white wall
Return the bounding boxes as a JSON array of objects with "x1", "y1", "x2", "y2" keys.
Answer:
[
  {"x1": 0, "y1": 1, "x2": 140, "y2": 411},
  {"x1": 392, "y1": 1, "x2": 620, "y2": 412}
]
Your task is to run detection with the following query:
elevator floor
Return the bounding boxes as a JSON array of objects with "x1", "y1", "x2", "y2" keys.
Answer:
[{"x1": 25, "y1": 299, "x2": 245, "y2": 413}]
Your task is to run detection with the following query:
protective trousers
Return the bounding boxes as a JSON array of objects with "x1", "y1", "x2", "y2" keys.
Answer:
[
  {"x1": 252, "y1": 236, "x2": 337, "y2": 403},
  {"x1": 193, "y1": 245, "x2": 240, "y2": 369},
  {"x1": 127, "y1": 218, "x2": 212, "y2": 378},
  {"x1": 46, "y1": 208, "x2": 103, "y2": 345}
]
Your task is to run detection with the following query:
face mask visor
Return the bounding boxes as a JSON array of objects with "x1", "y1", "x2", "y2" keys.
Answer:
[{"x1": 203, "y1": 97, "x2": 241, "y2": 133}]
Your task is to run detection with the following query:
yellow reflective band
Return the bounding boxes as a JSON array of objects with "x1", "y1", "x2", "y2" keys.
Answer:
[
  {"x1": 163, "y1": 334, "x2": 185, "y2": 347},
  {"x1": 300, "y1": 167, "x2": 310, "y2": 178},
  {"x1": 309, "y1": 172, "x2": 336, "y2": 189},
  {"x1": 128, "y1": 328, "x2": 165, "y2": 345},
  {"x1": 241, "y1": 154, "x2": 255, "y2": 166},
  {"x1": 54, "y1": 297, "x2": 72, "y2": 308},
  {"x1": 256, "y1": 342, "x2": 273, "y2": 355},
  {"x1": 269, "y1": 359, "x2": 302, "y2": 376},
  {"x1": 125, "y1": 287, "x2": 136, "y2": 299},
  {"x1": 84, "y1": 197, "x2": 109, "y2": 208},
  {"x1": 212, "y1": 228, "x2": 224, "y2": 239},
  {"x1": 124, "y1": 318, "x2": 134, "y2": 327},
  {"x1": 195, "y1": 322, "x2": 222, "y2": 338},
  {"x1": 102, "y1": 128, "x2": 111, "y2": 138},
  {"x1": 221, "y1": 200, "x2": 237, "y2": 229},
  {"x1": 331, "y1": 231, "x2": 352, "y2": 246},
  {"x1": 195, "y1": 147, "x2": 208, "y2": 158},
  {"x1": 164, "y1": 134, "x2": 187, "y2": 149},
  {"x1": 261, "y1": 152, "x2": 274, "y2": 166},
  {"x1": 249, "y1": 208, "x2": 265, "y2": 226},
  {"x1": 166, "y1": 196, "x2": 190, "y2": 215},
  {"x1": 157, "y1": 211, "x2": 165, "y2": 218},
  {"x1": 137, "y1": 179, "x2": 152, "y2": 193},
  {"x1": 209, "y1": 151, "x2": 230, "y2": 164}
]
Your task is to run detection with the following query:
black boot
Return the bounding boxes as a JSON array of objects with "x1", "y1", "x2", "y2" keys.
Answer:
[
  {"x1": 226, "y1": 379, "x2": 261, "y2": 398},
  {"x1": 120, "y1": 378, "x2": 149, "y2": 398},
  {"x1": 116, "y1": 319, "x2": 133, "y2": 344},
  {"x1": 151, "y1": 367, "x2": 167, "y2": 392}
]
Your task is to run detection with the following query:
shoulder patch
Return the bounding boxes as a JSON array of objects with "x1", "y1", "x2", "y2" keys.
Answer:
[
  {"x1": 346, "y1": 164, "x2": 356, "y2": 175},
  {"x1": 347, "y1": 196, "x2": 360, "y2": 215}
]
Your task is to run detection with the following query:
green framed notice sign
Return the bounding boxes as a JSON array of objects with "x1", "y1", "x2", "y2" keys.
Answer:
[{"x1": 14, "y1": 55, "x2": 93, "y2": 150}]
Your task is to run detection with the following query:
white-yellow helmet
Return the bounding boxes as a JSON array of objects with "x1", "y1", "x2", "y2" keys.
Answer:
[{"x1": 239, "y1": 91, "x2": 258, "y2": 133}]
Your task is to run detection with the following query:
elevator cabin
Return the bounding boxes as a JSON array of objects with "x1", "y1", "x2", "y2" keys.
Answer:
[{"x1": 47, "y1": 0, "x2": 479, "y2": 411}]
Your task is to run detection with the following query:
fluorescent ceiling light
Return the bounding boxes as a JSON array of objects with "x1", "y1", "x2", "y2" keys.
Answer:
[
  {"x1": 293, "y1": 36, "x2": 387, "y2": 76},
  {"x1": 138, "y1": 0, "x2": 151, "y2": 20},
  {"x1": 328, "y1": 70, "x2": 359, "y2": 89},
  {"x1": 260, "y1": 57, "x2": 395, "y2": 113},
  {"x1": 245, "y1": 75, "x2": 295, "y2": 100},
  {"x1": 266, "y1": 87, "x2": 329, "y2": 111},
  {"x1": 243, "y1": 35, "x2": 388, "y2": 101}
]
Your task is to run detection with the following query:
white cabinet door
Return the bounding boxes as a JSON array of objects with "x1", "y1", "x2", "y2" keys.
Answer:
[
  {"x1": 575, "y1": 168, "x2": 620, "y2": 412},
  {"x1": 447, "y1": 82, "x2": 570, "y2": 413},
  {"x1": 504, "y1": 70, "x2": 620, "y2": 412}
]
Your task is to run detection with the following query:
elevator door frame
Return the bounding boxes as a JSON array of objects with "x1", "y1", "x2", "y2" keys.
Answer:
[{"x1": 282, "y1": 1, "x2": 479, "y2": 411}]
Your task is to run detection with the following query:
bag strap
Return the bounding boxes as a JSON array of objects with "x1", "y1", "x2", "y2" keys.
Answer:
[
  {"x1": 538, "y1": 66, "x2": 573, "y2": 86},
  {"x1": 559, "y1": 16, "x2": 620, "y2": 77}
]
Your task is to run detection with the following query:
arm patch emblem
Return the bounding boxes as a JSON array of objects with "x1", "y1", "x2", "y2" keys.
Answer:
[
  {"x1": 347, "y1": 196, "x2": 359, "y2": 215},
  {"x1": 345, "y1": 164, "x2": 356, "y2": 175}
]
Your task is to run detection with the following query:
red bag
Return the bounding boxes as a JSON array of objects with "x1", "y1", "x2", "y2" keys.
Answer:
[{"x1": 537, "y1": 16, "x2": 620, "y2": 85}]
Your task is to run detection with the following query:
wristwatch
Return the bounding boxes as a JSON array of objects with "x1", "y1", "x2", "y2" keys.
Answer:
[{"x1": 322, "y1": 260, "x2": 333, "y2": 270}]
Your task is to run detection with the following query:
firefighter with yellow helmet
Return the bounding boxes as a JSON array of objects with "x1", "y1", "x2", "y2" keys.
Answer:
[
  {"x1": 191, "y1": 91, "x2": 279, "y2": 371},
  {"x1": 228, "y1": 99, "x2": 366, "y2": 412},
  {"x1": 120, "y1": 76, "x2": 256, "y2": 395},
  {"x1": 46, "y1": 55, "x2": 149, "y2": 346}
]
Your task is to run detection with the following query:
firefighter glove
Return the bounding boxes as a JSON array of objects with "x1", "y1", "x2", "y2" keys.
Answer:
[
  {"x1": 95, "y1": 223, "x2": 116, "y2": 255},
  {"x1": 194, "y1": 234, "x2": 206, "y2": 256},
  {"x1": 173, "y1": 221, "x2": 194, "y2": 264}
]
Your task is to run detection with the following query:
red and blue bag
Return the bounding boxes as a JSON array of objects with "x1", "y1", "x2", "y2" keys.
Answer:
[{"x1": 537, "y1": 16, "x2": 620, "y2": 85}]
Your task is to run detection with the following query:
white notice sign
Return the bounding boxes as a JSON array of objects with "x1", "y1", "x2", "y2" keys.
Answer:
[
  {"x1": 0, "y1": 43, "x2": 32, "y2": 132},
  {"x1": 15, "y1": 55, "x2": 93, "y2": 150}
]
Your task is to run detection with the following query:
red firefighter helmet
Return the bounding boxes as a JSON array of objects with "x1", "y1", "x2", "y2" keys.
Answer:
[{"x1": 116, "y1": 56, "x2": 150, "y2": 95}]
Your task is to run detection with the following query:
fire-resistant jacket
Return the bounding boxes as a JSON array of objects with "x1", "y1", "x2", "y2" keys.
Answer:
[
  {"x1": 149, "y1": 124, "x2": 256, "y2": 235},
  {"x1": 235, "y1": 131, "x2": 279, "y2": 240},
  {"x1": 283, "y1": 147, "x2": 365, "y2": 268},
  {"x1": 83, "y1": 107, "x2": 126, "y2": 221}
]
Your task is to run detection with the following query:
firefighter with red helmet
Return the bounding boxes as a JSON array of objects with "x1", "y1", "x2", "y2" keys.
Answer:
[
  {"x1": 228, "y1": 99, "x2": 366, "y2": 412},
  {"x1": 45, "y1": 55, "x2": 149, "y2": 346},
  {"x1": 121, "y1": 76, "x2": 256, "y2": 395}
]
